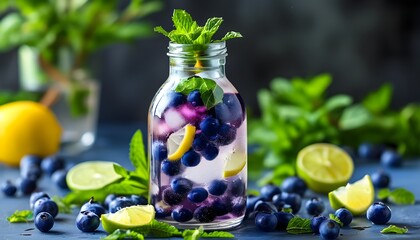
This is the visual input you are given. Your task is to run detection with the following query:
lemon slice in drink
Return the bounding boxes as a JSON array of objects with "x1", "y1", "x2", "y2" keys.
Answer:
[
  {"x1": 167, "y1": 124, "x2": 196, "y2": 161},
  {"x1": 223, "y1": 150, "x2": 247, "y2": 178},
  {"x1": 328, "y1": 175, "x2": 374, "y2": 215},
  {"x1": 101, "y1": 205, "x2": 155, "y2": 233},
  {"x1": 296, "y1": 143, "x2": 354, "y2": 193},
  {"x1": 66, "y1": 161, "x2": 123, "y2": 191}
]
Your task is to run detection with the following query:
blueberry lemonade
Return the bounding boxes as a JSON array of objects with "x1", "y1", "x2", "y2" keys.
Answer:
[{"x1": 148, "y1": 10, "x2": 246, "y2": 229}]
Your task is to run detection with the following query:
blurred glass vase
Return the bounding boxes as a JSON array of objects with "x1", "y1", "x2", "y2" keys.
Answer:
[{"x1": 18, "y1": 46, "x2": 100, "y2": 155}]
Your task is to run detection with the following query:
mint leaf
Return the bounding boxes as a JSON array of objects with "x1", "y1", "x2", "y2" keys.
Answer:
[
  {"x1": 103, "y1": 229, "x2": 145, "y2": 240},
  {"x1": 51, "y1": 196, "x2": 73, "y2": 214},
  {"x1": 182, "y1": 226, "x2": 234, "y2": 240},
  {"x1": 217, "y1": 31, "x2": 243, "y2": 42},
  {"x1": 113, "y1": 164, "x2": 129, "y2": 178},
  {"x1": 377, "y1": 188, "x2": 391, "y2": 200},
  {"x1": 362, "y1": 83, "x2": 392, "y2": 114},
  {"x1": 381, "y1": 225, "x2": 408, "y2": 234},
  {"x1": 339, "y1": 104, "x2": 372, "y2": 130},
  {"x1": 201, "y1": 231, "x2": 234, "y2": 238},
  {"x1": 286, "y1": 217, "x2": 312, "y2": 234},
  {"x1": 329, "y1": 213, "x2": 344, "y2": 227},
  {"x1": 195, "y1": 17, "x2": 223, "y2": 44},
  {"x1": 133, "y1": 220, "x2": 182, "y2": 237},
  {"x1": 129, "y1": 130, "x2": 148, "y2": 179},
  {"x1": 153, "y1": 26, "x2": 169, "y2": 37},
  {"x1": 175, "y1": 76, "x2": 223, "y2": 109},
  {"x1": 389, "y1": 188, "x2": 415, "y2": 205},
  {"x1": 7, "y1": 210, "x2": 33, "y2": 223}
]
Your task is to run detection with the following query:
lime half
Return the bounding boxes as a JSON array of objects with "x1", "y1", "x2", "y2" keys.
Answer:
[
  {"x1": 101, "y1": 205, "x2": 155, "y2": 233},
  {"x1": 328, "y1": 175, "x2": 374, "y2": 215},
  {"x1": 296, "y1": 143, "x2": 354, "y2": 193},
  {"x1": 66, "y1": 161, "x2": 123, "y2": 191},
  {"x1": 167, "y1": 124, "x2": 196, "y2": 161}
]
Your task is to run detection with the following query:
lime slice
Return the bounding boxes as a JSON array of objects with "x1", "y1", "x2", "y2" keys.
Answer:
[
  {"x1": 167, "y1": 124, "x2": 196, "y2": 161},
  {"x1": 328, "y1": 175, "x2": 374, "y2": 215},
  {"x1": 296, "y1": 143, "x2": 354, "y2": 193},
  {"x1": 101, "y1": 205, "x2": 155, "y2": 233},
  {"x1": 223, "y1": 150, "x2": 247, "y2": 178},
  {"x1": 66, "y1": 161, "x2": 123, "y2": 191}
]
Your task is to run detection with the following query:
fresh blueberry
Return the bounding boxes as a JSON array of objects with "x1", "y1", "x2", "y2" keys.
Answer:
[
  {"x1": 319, "y1": 219, "x2": 340, "y2": 240},
  {"x1": 81, "y1": 197, "x2": 106, "y2": 216},
  {"x1": 260, "y1": 184, "x2": 281, "y2": 201},
  {"x1": 274, "y1": 211, "x2": 294, "y2": 230},
  {"x1": 253, "y1": 200, "x2": 278, "y2": 214},
  {"x1": 212, "y1": 197, "x2": 233, "y2": 216},
  {"x1": 20, "y1": 155, "x2": 42, "y2": 168},
  {"x1": 194, "y1": 206, "x2": 216, "y2": 223},
  {"x1": 41, "y1": 156, "x2": 65, "y2": 176},
  {"x1": 76, "y1": 211, "x2": 100, "y2": 232},
  {"x1": 201, "y1": 143, "x2": 219, "y2": 160},
  {"x1": 131, "y1": 195, "x2": 148, "y2": 205},
  {"x1": 246, "y1": 196, "x2": 263, "y2": 218},
  {"x1": 1, "y1": 180, "x2": 17, "y2": 197},
  {"x1": 108, "y1": 196, "x2": 136, "y2": 213},
  {"x1": 255, "y1": 212, "x2": 277, "y2": 231},
  {"x1": 172, "y1": 207, "x2": 193, "y2": 222},
  {"x1": 214, "y1": 93, "x2": 245, "y2": 128},
  {"x1": 155, "y1": 205, "x2": 172, "y2": 218},
  {"x1": 188, "y1": 187, "x2": 208, "y2": 203},
  {"x1": 305, "y1": 197, "x2": 325, "y2": 216},
  {"x1": 192, "y1": 133, "x2": 209, "y2": 152},
  {"x1": 271, "y1": 193, "x2": 285, "y2": 210},
  {"x1": 19, "y1": 178, "x2": 37, "y2": 195},
  {"x1": 381, "y1": 150, "x2": 402, "y2": 168},
  {"x1": 208, "y1": 179, "x2": 228, "y2": 196},
  {"x1": 200, "y1": 117, "x2": 221, "y2": 139},
  {"x1": 358, "y1": 143, "x2": 383, "y2": 160},
  {"x1": 51, "y1": 169, "x2": 68, "y2": 189},
  {"x1": 279, "y1": 192, "x2": 302, "y2": 214},
  {"x1": 227, "y1": 178, "x2": 246, "y2": 197},
  {"x1": 371, "y1": 171, "x2": 391, "y2": 188},
  {"x1": 161, "y1": 159, "x2": 181, "y2": 176},
  {"x1": 104, "y1": 194, "x2": 117, "y2": 209},
  {"x1": 20, "y1": 165, "x2": 43, "y2": 180},
  {"x1": 366, "y1": 202, "x2": 392, "y2": 225},
  {"x1": 152, "y1": 142, "x2": 168, "y2": 161},
  {"x1": 231, "y1": 197, "x2": 247, "y2": 216},
  {"x1": 34, "y1": 198, "x2": 59, "y2": 218},
  {"x1": 167, "y1": 91, "x2": 186, "y2": 108},
  {"x1": 311, "y1": 215, "x2": 328, "y2": 234},
  {"x1": 35, "y1": 212, "x2": 54, "y2": 232},
  {"x1": 171, "y1": 177, "x2": 193, "y2": 195},
  {"x1": 215, "y1": 123, "x2": 236, "y2": 146},
  {"x1": 187, "y1": 90, "x2": 204, "y2": 107},
  {"x1": 30, "y1": 192, "x2": 50, "y2": 209},
  {"x1": 335, "y1": 208, "x2": 353, "y2": 226},
  {"x1": 162, "y1": 188, "x2": 183, "y2": 206},
  {"x1": 181, "y1": 150, "x2": 201, "y2": 167},
  {"x1": 281, "y1": 176, "x2": 307, "y2": 197}
]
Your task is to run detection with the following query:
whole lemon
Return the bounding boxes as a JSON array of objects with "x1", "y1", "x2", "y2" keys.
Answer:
[{"x1": 0, "y1": 101, "x2": 62, "y2": 167}]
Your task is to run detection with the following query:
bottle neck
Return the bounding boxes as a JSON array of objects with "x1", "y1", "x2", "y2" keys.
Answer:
[{"x1": 168, "y1": 42, "x2": 227, "y2": 79}]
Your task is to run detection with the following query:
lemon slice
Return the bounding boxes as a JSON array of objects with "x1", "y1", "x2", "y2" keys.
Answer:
[
  {"x1": 223, "y1": 150, "x2": 247, "y2": 178},
  {"x1": 167, "y1": 124, "x2": 196, "y2": 161},
  {"x1": 66, "y1": 161, "x2": 123, "y2": 191},
  {"x1": 328, "y1": 175, "x2": 374, "y2": 215},
  {"x1": 296, "y1": 143, "x2": 354, "y2": 193},
  {"x1": 101, "y1": 205, "x2": 155, "y2": 233}
]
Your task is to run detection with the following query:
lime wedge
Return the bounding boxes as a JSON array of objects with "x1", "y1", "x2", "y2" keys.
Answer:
[
  {"x1": 328, "y1": 175, "x2": 374, "y2": 215},
  {"x1": 296, "y1": 143, "x2": 354, "y2": 193},
  {"x1": 101, "y1": 205, "x2": 155, "y2": 233},
  {"x1": 66, "y1": 161, "x2": 123, "y2": 191},
  {"x1": 223, "y1": 150, "x2": 247, "y2": 178},
  {"x1": 167, "y1": 124, "x2": 196, "y2": 161}
]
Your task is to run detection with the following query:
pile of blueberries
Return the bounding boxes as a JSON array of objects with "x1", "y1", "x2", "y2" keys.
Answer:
[
  {"x1": 247, "y1": 175, "x2": 393, "y2": 240},
  {"x1": 355, "y1": 142, "x2": 403, "y2": 168},
  {"x1": 28, "y1": 191, "x2": 148, "y2": 233},
  {"x1": 1, "y1": 154, "x2": 69, "y2": 197}
]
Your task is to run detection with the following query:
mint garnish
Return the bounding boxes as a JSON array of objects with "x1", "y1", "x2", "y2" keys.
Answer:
[
  {"x1": 154, "y1": 9, "x2": 242, "y2": 44},
  {"x1": 286, "y1": 217, "x2": 313, "y2": 234},
  {"x1": 377, "y1": 188, "x2": 415, "y2": 205},
  {"x1": 183, "y1": 226, "x2": 234, "y2": 240},
  {"x1": 7, "y1": 210, "x2": 33, "y2": 223},
  {"x1": 329, "y1": 213, "x2": 344, "y2": 227},
  {"x1": 102, "y1": 229, "x2": 145, "y2": 240},
  {"x1": 175, "y1": 76, "x2": 224, "y2": 109},
  {"x1": 381, "y1": 225, "x2": 408, "y2": 234}
]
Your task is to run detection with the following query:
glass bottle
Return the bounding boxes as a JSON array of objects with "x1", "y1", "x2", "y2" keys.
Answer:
[{"x1": 148, "y1": 42, "x2": 247, "y2": 230}]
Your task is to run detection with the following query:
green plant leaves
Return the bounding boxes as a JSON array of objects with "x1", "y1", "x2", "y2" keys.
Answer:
[
  {"x1": 7, "y1": 210, "x2": 33, "y2": 223},
  {"x1": 175, "y1": 76, "x2": 224, "y2": 109},
  {"x1": 381, "y1": 225, "x2": 408, "y2": 234},
  {"x1": 286, "y1": 217, "x2": 312, "y2": 234}
]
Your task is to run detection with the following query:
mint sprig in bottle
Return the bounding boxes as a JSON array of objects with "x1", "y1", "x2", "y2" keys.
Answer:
[{"x1": 148, "y1": 9, "x2": 247, "y2": 229}]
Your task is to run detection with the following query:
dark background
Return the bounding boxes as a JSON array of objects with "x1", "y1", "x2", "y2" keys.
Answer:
[{"x1": 0, "y1": 0, "x2": 419, "y2": 122}]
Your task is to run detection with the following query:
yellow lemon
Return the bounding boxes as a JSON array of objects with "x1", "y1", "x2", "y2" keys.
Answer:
[
  {"x1": 223, "y1": 150, "x2": 247, "y2": 178},
  {"x1": 0, "y1": 101, "x2": 62, "y2": 167},
  {"x1": 167, "y1": 124, "x2": 196, "y2": 161},
  {"x1": 101, "y1": 205, "x2": 155, "y2": 233}
]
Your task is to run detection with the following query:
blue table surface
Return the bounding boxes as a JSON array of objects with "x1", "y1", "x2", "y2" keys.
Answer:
[{"x1": 1, "y1": 123, "x2": 420, "y2": 240}]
